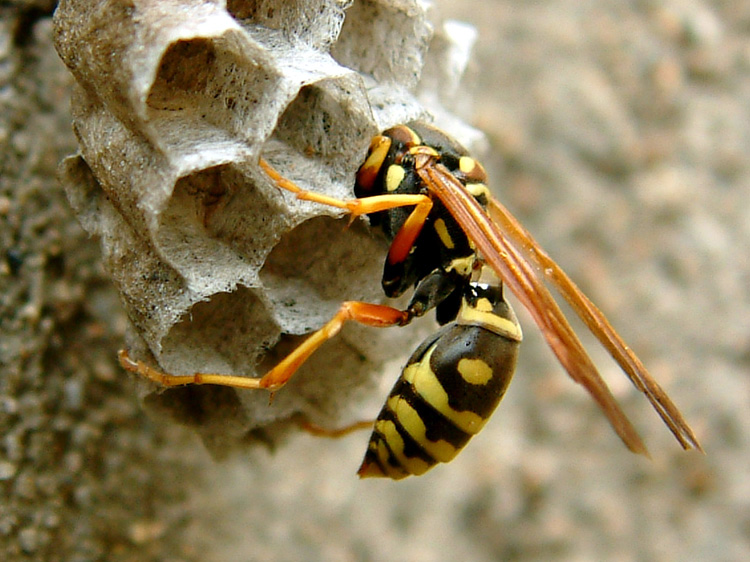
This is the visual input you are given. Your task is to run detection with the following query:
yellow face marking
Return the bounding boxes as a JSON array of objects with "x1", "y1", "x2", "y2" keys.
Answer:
[
  {"x1": 403, "y1": 347, "x2": 488, "y2": 435},
  {"x1": 363, "y1": 136, "x2": 391, "y2": 171},
  {"x1": 385, "y1": 164, "x2": 406, "y2": 192},
  {"x1": 376, "y1": 419, "x2": 431, "y2": 476},
  {"x1": 356, "y1": 136, "x2": 392, "y2": 191},
  {"x1": 387, "y1": 396, "x2": 459, "y2": 463},
  {"x1": 458, "y1": 304, "x2": 523, "y2": 342},
  {"x1": 433, "y1": 218, "x2": 454, "y2": 249},
  {"x1": 457, "y1": 358, "x2": 494, "y2": 385}
]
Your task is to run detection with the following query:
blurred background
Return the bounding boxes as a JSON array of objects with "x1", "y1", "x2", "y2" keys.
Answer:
[{"x1": 1, "y1": 0, "x2": 748, "y2": 560}]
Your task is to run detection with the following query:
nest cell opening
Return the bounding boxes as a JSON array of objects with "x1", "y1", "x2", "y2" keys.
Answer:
[
  {"x1": 146, "y1": 36, "x2": 281, "y2": 144},
  {"x1": 259, "y1": 215, "x2": 387, "y2": 335},
  {"x1": 227, "y1": 0, "x2": 347, "y2": 50},
  {"x1": 160, "y1": 286, "x2": 280, "y2": 376},
  {"x1": 331, "y1": 0, "x2": 431, "y2": 89},
  {"x1": 274, "y1": 78, "x2": 376, "y2": 170},
  {"x1": 155, "y1": 163, "x2": 286, "y2": 289}
]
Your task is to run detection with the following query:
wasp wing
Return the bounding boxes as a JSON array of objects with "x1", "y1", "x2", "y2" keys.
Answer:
[
  {"x1": 420, "y1": 163, "x2": 701, "y2": 453},
  {"x1": 486, "y1": 194, "x2": 701, "y2": 452}
]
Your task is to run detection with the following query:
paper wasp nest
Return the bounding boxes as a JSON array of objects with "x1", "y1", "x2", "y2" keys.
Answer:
[{"x1": 54, "y1": 0, "x2": 482, "y2": 455}]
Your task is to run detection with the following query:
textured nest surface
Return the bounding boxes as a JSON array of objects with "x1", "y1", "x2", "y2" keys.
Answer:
[
  {"x1": 54, "y1": 0, "x2": 483, "y2": 454},
  {"x1": 3, "y1": 0, "x2": 749, "y2": 561}
]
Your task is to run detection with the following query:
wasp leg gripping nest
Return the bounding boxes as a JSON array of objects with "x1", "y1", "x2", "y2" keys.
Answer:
[{"x1": 53, "y1": 0, "x2": 483, "y2": 455}]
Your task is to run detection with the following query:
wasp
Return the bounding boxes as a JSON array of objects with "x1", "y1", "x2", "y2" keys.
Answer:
[{"x1": 120, "y1": 122, "x2": 702, "y2": 479}]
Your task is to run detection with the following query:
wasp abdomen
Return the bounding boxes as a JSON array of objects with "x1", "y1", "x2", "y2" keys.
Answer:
[{"x1": 358, "y1": 286, "x2": 522, "y2": 479}]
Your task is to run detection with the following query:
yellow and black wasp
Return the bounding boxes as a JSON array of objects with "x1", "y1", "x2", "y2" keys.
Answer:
[{"x1": 120, "y1": 122, "x2": 702, "y2": 479}]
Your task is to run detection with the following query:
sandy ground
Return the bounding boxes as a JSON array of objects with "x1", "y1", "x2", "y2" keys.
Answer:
[{"x1": 1, "y1": 1, "x2": 749, "y2": 560}]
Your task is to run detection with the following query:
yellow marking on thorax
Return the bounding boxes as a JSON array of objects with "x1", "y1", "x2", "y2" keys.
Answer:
[
  {"x1": 387, "y1": 396, "x2": 459, "y2": 463},
  {"x1": 385, "y1": 164, "x2": 406, "y2": 192},
  {"x1": 403, "y1": 347, "x2": 489, "y2": 435},
  {"x1": 466, "y1": 182, "x2": 490, "y2": 200},
  {"x1": 446, "y1": 255, "x2": 476, "y2": 277},
  {"x1": 457, "y1": 358, "x2": 494, "y2": 385},
  {"x1": 459, "y1": 157, "x2": 476, "y2": 174},
  {"x1": 433, "y1": 218, "x2": 455, "y2": 249},
  {"x1": 459, "y1": 157, "x2": 488, "y2": 182},
  {"x1": 458, "y1": 300, "x2": 523, "y2": 341}
]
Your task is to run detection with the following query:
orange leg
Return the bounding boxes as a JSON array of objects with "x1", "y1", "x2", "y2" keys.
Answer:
[
  {"x1": 298, "y1": 419, "x2": 375, "y2": 438},
  {"x1": 260, "y1": 157, "x2": 431, "y2": 218},
  {"x1": 119, "y1": 301, "x2": 411, "y2": 393},
  {"x1": 260, "y1": 156, "x2": 433, "y2": 273}
]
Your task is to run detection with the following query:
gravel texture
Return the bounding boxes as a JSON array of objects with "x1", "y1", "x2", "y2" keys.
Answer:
[{"x1": 1, "y1": 1, "x2": 749, "y2": 561}]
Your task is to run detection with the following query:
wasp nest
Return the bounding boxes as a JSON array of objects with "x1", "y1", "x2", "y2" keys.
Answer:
[{"x1": 53, "y1": 0, "x2": 482, "y2": 455}]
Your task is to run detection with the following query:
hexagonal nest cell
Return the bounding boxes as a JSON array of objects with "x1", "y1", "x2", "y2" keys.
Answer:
[{"x1": 53, "y1": 0, "x2": 484, "y2": 455}]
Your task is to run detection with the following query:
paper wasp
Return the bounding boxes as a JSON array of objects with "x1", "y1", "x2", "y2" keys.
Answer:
[{"x1": 120, "y1": 122, "x2": 702, "y2": 479}]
